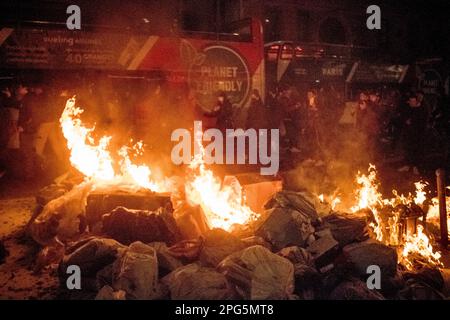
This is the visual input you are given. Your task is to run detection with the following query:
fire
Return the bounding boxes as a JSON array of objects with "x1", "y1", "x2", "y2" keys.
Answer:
[
  {"x1": 60, "y1": 97, "x2": 167, "y2": 192},
  {"x1": 184, "y1": 137, "x2": 259, "y2": 231},
  {"x1": 400, "y1": 225, "x2": 443, "y2": 271},
  {"x1": 427, "y1": 188, "x2": 450, "y2": 236},
  {"x1": 316, "y1": 193, "x2": 341, "y2": 211},
  {"x1": 118, "y1": 143, "x2": 161, "y2": 191},
  {"x1": 318, "y1": 194, "x2": 324, "y2": 203},
  {"x1": 413, "y1": 181, "x2": 428, "y2": 205},
  {"x1": 60, "y1": 97, "x2": 257, "y2": 231},
  {"x1": 351, "y1": 164, "x2": 383, "y2": 212},
  {"x1": 350, "y1": 164, "x2": 443, "y2": 269},
  {"x1": 331, "y1": 196, "x2": 341, "y2": 211}
]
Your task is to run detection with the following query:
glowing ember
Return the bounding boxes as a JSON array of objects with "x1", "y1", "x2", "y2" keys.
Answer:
[
  {"x1": 60, "y1": 97, "x2": 167, "y2": 192},
  {"x1": 185, "y1": 136, "x2": 259, "y2": 231}
]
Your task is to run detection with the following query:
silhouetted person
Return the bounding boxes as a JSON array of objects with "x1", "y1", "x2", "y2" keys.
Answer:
[
  {"x1": 304, "y1": 89, "x2": 324, "y2": 160},
  {"x1": 32, "y1": 86, "x2": 66, "y2": 170},
  {"x1": 212, "y1": 91, "x2": 233, "y2": 132},
  {"x1": 246, "y1": 89, "x2": 268, "y2": 130},
  {"x1": 356, "y1": 91, "x2": 380, "y2": 163},
  {"x1": 397, "y1": 95, "x2": 427, "y2": 175}
]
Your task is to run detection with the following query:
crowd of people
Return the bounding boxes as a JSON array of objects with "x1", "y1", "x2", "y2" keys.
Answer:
[
  {"x1": 0, "y1": 77, "x2": 137, "y2": 180},
  {"x1": 353, "y1": 87, "x2": 449, "y2": 174},
  {"x1": 0, "y1": 75, "x2": 449, "y2": 182},
  {"x1": 0, "y1": 81, "x2": 69, "y2": 180},
  {"x1": 245, "y1": 83, "x2": 449, "y2": 174}
]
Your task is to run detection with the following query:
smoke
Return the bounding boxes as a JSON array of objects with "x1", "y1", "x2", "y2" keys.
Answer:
[{"x1": 282, "y1": 122, "x2": 375, "y2": 210}]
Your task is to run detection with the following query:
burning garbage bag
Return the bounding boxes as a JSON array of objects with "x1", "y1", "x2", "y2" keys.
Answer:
[
  {"x1": 111, "y1": 241, "x2": 162, "y2": 300},
  {"x1": 30, "y1": 181, "x2": 93, "y2": 246},
  {"x1": 218, "y1": 245, "x2": 295, "y2": 300},
  {"x1": 162, "y1": 263, "x2": 236, "y2": 300},
  {"x1": 102, "y1": 206, "x2": 181, "y2": 245}
]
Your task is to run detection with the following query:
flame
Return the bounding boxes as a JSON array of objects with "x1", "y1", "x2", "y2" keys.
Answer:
[
  {"x1": 413, "y1": 181, "x2": 428, "y2": 205},
  {"x1": 61, "y1": 97, "x2": 257, "y2": 231},
  {"x1": 331, "y1": 196, "x2": 341, "y2": 211},
  {"x1": 351, "y1": 164, "x2": 385, "y2": 241},
  {"x1": 350, "y1": 165, "x2": 443, "y2": 269},
  {"x1": 318, "y1": 194, "x2": 324, "y2": 202},
  {"x1": 400, "y1": 225, "x2": 443, "y2": 271},
  {"x1": 351, "y1": 164, "x2": 383, "y2": 212},
  {"x1": 60, "y1": 97, "x2": 167, "y2": 192},
  {"x1": 388, "y1": 210, "x2": 401, "y2": 246},
  {"x1": 427, "y1": 189, "x2": 450, "y2": 237},
  {"x1": 184, "y1": 136, "x2": 259, "y2": 231},
  {"x1": 316, "y1": 193, "x2": 341, "y2": 211}
]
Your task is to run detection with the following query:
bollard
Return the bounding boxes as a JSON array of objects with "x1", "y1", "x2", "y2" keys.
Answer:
[{"x1": 436, "y1": 169, "x2": 448, "y2": 248}]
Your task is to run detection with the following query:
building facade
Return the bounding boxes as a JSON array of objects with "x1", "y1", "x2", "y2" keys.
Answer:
[{"x1": 239, "y1": 0, "x2": 411, "y2": 62}]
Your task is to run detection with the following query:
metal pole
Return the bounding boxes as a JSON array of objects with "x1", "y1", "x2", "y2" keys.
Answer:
[{"x1": 436, "y1": 169, "x2": 448, "y2": 248}]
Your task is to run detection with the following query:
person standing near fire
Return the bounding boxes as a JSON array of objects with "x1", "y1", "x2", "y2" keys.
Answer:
[
  {"x1": 32, "y1": 85, "x2": 68, "y2": 173},
  {"x1": 304, "y1": 88, "x2": 324, "y2": 161},
  {"x1": 6, "y1": 83, "x2": 28, "y2": 150},
  {"x1": 246, "y1": 89, "x2": 269, "y2": 130},
  {"x1": 368, "y1": 90, "x2": 383, "y2": 159},
  {"x1": 210, "y1": 91, "x2": 234, "y2": 132},
  {"x1": 0, "y1": 85, "x2": 13, "y2": 179},
  {"x1": 356, "y1": 90, "x2": 380, "y2": 164},
  {"x1": 279, "y1": 85, "x2": 302, "y2": 153},
  {"x1": 0, "y1": 83, "x2": 27, "y2": 178},
  {"x1": 397, "y1": 94, "x2": 427, "y2": 175}
]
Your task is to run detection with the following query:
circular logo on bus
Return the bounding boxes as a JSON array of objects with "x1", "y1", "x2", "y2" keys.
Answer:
[{"x1": 188, "y1": 46, "x2": 251, "y2": 112}]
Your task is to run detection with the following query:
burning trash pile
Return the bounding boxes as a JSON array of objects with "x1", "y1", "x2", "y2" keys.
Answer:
[{"x1": 27, "y1": 98, "x2": 450, "y2": 300}]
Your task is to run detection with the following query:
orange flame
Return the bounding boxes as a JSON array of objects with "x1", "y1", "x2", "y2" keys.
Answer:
[
  {"x1": 351, "y1": 165, "x2": 442, "y2": 269},
  {"x1": 413, "y1": 181, "x2": 428, "y2": 205},
  {"x1": 400, "y1": 225, "x2": 443, "y2": 271},
  {"x1": 427, "y1": 188, "x2": 450, "y2": 237},
  {"x1": 184, "y1": 136, "x2": 259, "y2": 231},
  {"x1": 60, "y1": 97, "x2": 168, "y2": 192}
]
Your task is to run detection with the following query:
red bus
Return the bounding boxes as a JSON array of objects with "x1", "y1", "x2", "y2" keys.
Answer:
[{"x1": 0, "y1": 18, "x2": 264, "y2": 123}]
